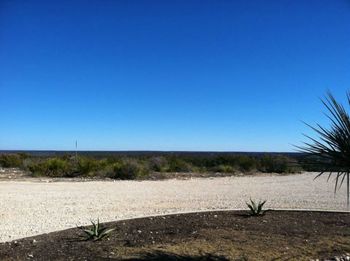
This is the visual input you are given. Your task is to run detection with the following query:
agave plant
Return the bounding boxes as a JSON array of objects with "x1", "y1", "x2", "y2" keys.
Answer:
[
  {"x1": 299, "y1": 91, "x2": 350, "y2": 205},
  {"x1": 246, "y1": 199, "x2": 266, "y2": 216},
  {"x1": 78, "y1": 218, "x2": 115, "y2": 241}
]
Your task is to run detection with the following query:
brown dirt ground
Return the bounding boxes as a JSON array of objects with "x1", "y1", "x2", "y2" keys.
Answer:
[{"x1": 0, "y1": 210, "x2": 349, "y2": 261}]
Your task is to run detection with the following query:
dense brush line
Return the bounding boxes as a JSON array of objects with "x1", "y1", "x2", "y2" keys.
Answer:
[{"x1": 0, "y1": 152, "x2": 318, "y2": 179}]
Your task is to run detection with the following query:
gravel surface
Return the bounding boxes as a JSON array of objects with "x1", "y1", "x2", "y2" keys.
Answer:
[{"x1": 0, "y1": 172, "x2": 348, "y2": 242}]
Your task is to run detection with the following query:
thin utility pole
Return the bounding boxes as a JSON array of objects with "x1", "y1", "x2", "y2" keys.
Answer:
[{"x1": 75, "y1": 140, "x2": 78, "y2": 163}]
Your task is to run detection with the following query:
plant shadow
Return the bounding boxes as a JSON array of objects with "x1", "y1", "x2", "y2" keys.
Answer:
[{"x1": 123, "y1": 251, "x2": 231, "y2": 261}]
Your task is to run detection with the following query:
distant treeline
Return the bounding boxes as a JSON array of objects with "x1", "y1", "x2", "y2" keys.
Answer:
[{"x1": 0, "y1": 152, "x2": 322, "y2": 179}]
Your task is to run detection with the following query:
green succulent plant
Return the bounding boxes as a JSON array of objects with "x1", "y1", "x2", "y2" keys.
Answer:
[
  {"x1": 246, "y1": 199, "x2": 266, "y2": 216},
  {"x1": 78, "y1": 218, "x2": 115, "y2": 241}
]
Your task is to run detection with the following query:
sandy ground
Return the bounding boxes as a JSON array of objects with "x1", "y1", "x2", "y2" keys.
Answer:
[{"x1": 0, "y1": 172, "x2": 348, "y2": 242}]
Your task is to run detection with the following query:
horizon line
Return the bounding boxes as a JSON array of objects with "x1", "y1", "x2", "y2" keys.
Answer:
[{"x1": 0, "y1": 149, "x2": 300, "y2": 154}]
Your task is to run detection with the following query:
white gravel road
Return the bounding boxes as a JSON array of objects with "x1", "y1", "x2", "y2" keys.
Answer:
[{"x1": 0, "y1": 172, "x2": 348, "y2": 242}]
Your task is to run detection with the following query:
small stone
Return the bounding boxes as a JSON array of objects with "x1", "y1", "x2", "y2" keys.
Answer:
[
  {"x1": 28, "y1": 253, "x2": 34, "y2": 258},
  {"x1": 137, "y1": 230, "x2": 142, "y2": 233}
]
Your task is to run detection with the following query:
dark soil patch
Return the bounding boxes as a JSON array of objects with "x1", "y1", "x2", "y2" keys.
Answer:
[{"x1": 1, "y1": 210, "x2": 349, "y2": 260}]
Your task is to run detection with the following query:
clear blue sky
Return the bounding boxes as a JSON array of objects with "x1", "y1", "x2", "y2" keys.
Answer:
[{"x1": 1, "y1": 0, "x2": 349, "y2": 151}]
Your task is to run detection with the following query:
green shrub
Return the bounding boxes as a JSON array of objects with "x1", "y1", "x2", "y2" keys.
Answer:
[
  {"x1": 259, "y1": 155, "x2": 301, "y2": 173},
  {"x1": 76, "y1": 157, "x2": 100, "y2": 176},
  {"x1": 111, "y1": 159, "x2": 149, "y2": 179},
  {"x1": 148, "y1": 156, "x2": 169, "y2": 172},
  {"x1": 259, "y1": 155, "x2": 286, "y2": 173},
  {"x1": 167, "y1": 157, "x2": 195, "y2": 172},
  {"x1": 236, "y1": 156, "x2": 256, "y2": 172},
  {"x1": 212, "y1": 164, "x2": 236, "y2": 173},
  {"x1": 28, "y1": 158, "x2": 70, "y2": 177},
  {"x1": 0, "y1": 154, "x2": 22, "y2": 168}
]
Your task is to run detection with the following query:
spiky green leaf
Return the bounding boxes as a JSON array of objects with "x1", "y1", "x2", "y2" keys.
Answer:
[{"x1": 298, "y1": 91, "x2": 350, "y2": 206}]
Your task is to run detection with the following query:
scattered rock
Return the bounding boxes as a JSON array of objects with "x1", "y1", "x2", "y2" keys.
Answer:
[{"x1": 318, "y1": 254, "x2": 350, "y2": 261}]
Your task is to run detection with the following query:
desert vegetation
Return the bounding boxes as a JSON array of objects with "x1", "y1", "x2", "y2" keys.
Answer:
[
  {"x1": 0, "y1": 152, "x2": 307, "y2": 179},
  {"x1": 246, "y1": 199, "x2": 267, "y2": 216},
  {"x1": 78, "y1": 219, "x2": 115, "y2": 241},
  {"x1": 299, "y1": 91, "x2": 350, "y2": 204}
]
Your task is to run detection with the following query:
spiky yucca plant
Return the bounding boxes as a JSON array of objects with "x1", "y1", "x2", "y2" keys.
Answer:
[
  {"x1": 246, "y1": 199, "x2": 266, "y2": 216},
  {"x1": 299, "y1": 91, "x2": 350, "y2": 205},
  {"x1": 78, "y1": 219, "x2": 115, "y2": 241}
]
